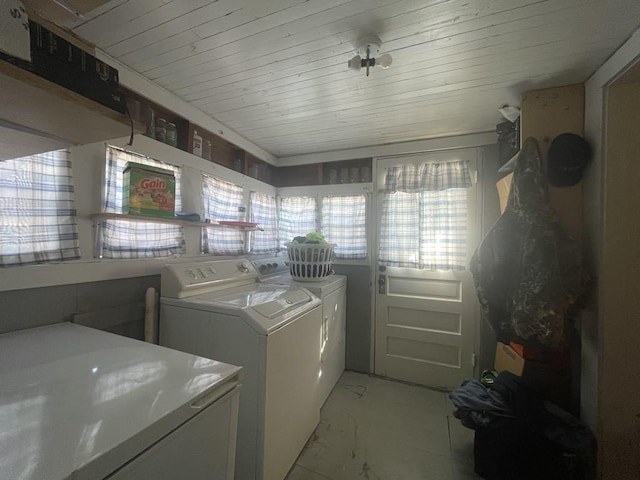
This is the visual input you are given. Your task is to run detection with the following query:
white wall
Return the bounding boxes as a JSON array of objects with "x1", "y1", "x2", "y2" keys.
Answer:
[{"x1": 0, "y1": 134, "x2": 276, "y2": 293}]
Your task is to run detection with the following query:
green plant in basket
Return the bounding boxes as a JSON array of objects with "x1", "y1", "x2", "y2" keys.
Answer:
[{"x1": 305, "y1": 232, "x2": 326, "y2": 244}]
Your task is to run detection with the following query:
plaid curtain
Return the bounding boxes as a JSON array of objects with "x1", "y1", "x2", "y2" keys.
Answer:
[
  {"x1": 103, "y1": 146, "x2": 185, "y2": 258},
  {"x1": 379, "y1": 161, "x2": 471, "y2": 270},
  {"x1": 278, "y1": 196, "x2": 317, "y2": 249},
  {"x1": 378, "y1": 191, "x2": 419, "y2": 267},
  {"x1": 249, "y1": 191, "x2": 278, "y2": 254},
  {"x1": 321, "y1": 195, "x2": 367, "y2": 259},
  {"x1": 383, "y1": 160, "x2": 472, "y2": 192},
  {"x1": 0, "y1": 149, "x2": 80, "y2": 266},
  {"x1": 202, "y1": 174, "x2": 245, "y2": 255}
]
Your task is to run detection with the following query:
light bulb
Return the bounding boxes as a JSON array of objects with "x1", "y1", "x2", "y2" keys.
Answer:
[
  {"x1": 376, "y1": 53, "x2": 393, "y2": 69},
  {"x1": 348, "y1": 55, "x2": 362, "y2": 71}
]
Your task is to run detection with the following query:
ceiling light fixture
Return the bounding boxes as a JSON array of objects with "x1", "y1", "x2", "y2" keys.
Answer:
[{"x1": 347, "y1": 35, "x2": 393, "y2": 76}]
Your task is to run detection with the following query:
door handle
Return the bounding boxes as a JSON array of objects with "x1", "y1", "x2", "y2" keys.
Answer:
[{"x1": 378, "y1": 275, "x2": 386, "y2": 294}]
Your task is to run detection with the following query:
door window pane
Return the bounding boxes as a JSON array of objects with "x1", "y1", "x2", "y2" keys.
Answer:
[{"x1": 379, "y1": 160, "x2": 471, "y2": 270}]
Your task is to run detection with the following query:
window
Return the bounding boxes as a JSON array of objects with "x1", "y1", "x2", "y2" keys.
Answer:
[
  {"x1": 278, "y1": 194, "x2": 368, "y2": 259},
  {"x1": 321, "y1": 195, "x2": 367, "y2": 259},
  {"x1": 249, "y1": 191, "x2": 278, "y2": 254},
  {"x1": 0, "y1": 149, "x2": 80, "y2": 266},
  {"x1": 102, "y1": 146, "x2": 184, "y2": 258},
  {"x1": 378, "y1": 161, "x2": 471, "y2": 270},
  {"x1": 202, "y1": 174, "x2": 245, "y2": 255},
  {"x1": 278, "y1": 196, "x2": 317, "y2": 249}
]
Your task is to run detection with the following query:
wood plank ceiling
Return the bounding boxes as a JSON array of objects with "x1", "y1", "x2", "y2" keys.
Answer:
[{"x1": 56, "y1": 0, "x2": 640, "y2": 158}]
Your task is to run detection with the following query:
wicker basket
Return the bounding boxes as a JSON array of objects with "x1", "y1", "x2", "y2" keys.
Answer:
[{"x1": 285, "y1": 243, "x2": 336, "y2": 281}]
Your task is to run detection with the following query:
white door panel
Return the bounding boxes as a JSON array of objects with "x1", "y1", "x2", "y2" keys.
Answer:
[{"x1": 374, "y1": 149, "x2": 481, "y2": 390}]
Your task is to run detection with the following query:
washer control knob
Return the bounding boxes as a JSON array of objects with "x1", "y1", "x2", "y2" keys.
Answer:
[
  {"x1": 238, "y1": 262, "x2": 250, "y2": 273},
  {"x1": 259, "y1": 265, "x2": 267, "y2": 272}
]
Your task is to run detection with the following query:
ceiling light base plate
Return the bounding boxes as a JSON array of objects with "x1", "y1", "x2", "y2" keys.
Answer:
[{"x1": 355, "y1": 35, "x2": 382, "y2": 58}]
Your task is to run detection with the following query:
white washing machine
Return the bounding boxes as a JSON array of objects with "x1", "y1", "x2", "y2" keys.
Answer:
[
  {"x1": 159, "y1": 259, "x2": 322, "y2": 480},
  {"x1": 253, "y1": 257, "x2": 347, "y2": 408},
  {"x1": 0, "y1": 322, "x2": 241, "y2": 480}
]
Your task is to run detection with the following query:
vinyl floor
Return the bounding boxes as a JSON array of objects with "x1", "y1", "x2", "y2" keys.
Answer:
[{"x1": 285, "y1": 371, "x2": 483, "y2": 480}]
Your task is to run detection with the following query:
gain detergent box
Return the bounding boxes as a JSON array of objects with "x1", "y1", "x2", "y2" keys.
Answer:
[{"x1": 123, "y1": 162, "x2": 175, "y2": 218}]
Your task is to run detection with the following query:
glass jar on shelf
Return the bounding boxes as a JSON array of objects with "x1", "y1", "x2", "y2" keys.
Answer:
[
  {"x1": 203, "y1": 140, "x2": 212, "y2": 161},
  {"x1": 155, "y1": 117, "x2": 167, "y2": 143},
  {"x1": 165, "y1": 122, "x2": 178, "y2": 147},
  {"x1": 192, "y1": 130, "x2": 203, "y2": 157},
  {"x1": 144, "y1": 106, "x2": 155, "y2": 138},
  {"x1": 339, "y1": 167, "x2": 349, "y2": 184}
]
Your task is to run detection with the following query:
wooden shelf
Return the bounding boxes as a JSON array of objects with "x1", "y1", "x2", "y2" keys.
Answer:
[
  {"x1": 274, "y1": 158, "x2": 372, "y2": 187},
  {"x1": 0, "y1": 59, "x2": 140, "y2": 161},
  {"x1": 91, "y1": 213, "x2": 262, "y2": 258},
  {"x1": 92, "y1": 213, "x2": 262, "y2": 230}
]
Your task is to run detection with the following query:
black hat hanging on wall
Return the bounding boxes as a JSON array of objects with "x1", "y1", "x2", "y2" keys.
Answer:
[{"x1": 547, "y1": 133, "x2": 592, "y2": 187}]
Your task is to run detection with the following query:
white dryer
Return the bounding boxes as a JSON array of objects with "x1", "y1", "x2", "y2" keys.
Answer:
[
  {"x1": 159, "y1": 259, "x2": 322, "y2": 480},
  {"x1": 253, "y1": 257, "x2": 347, "y2": 408}
]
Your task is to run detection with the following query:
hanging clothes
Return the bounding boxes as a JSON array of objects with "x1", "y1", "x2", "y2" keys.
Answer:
[{"x1": 469, "y1": 137, "x2": 584, "y2": 347}]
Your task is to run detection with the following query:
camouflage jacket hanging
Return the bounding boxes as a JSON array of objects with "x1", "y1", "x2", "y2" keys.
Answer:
[{"x1": 469, "y1": 137, "x2": 584, "y2": 348}]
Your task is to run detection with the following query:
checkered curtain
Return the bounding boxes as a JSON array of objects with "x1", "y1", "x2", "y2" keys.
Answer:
[
  {"x1": 379, "y1": 161, "x2": 471, "y2": 270},
  {"x1": 103, "y1": 146, "x2": 185, "y2": 258},
  {"x1": 321, "y1": 195, "x2": 367, "y2": 259},
  {"x1": 249, "y1": 191, "x2": 278, "y2": 254},
  {"x1": 383, "y1": 161, "x2": 472, "y2": 192},
  {"x1": 278, "y1": 196, "x2": 317, "y2": 249},
  {"x1": 0, "y1": 149, "x2": 80, "y2": 266},
  {"x1": 202, "y1": 174, "x2": 245, "y2": 255}
]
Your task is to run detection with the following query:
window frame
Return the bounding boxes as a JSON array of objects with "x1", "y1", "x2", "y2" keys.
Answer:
[
  {"x1": 0, "y1": 149, "x2": 81, "y2": 267},
  {"x1": 201, "y1": 173, "x2": 246, "y2": 255},
  {"x1": 277, "y1": 183, "x2": 373, "y2": 264},
  {"x1": 101, "y1": 145, "x2": 186, "y2": 259}
]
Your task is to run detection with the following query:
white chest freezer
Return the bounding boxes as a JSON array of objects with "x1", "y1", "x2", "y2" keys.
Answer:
[{"x1": 0, "y1": 322, "x2": 241, "y2": 480}]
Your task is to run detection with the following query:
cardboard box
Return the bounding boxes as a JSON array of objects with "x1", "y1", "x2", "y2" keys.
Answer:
[
  {"x1": 496, "y1": 173, "x2": 513, "y2": 214},
  {"x1": 123, "y1": 162, "x2": 175, "y2": 218},
  {"x1": 494, "y1": 342, "x2": 571, "y2": 407},
  {"x1": 495, "y1": 341, "x2": 526, "y2": 375}
]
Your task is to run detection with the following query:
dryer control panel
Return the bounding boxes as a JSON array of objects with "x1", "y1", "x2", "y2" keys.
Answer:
[{"x1": 161, "y1": 260, "x2": 257, "y2": 298}]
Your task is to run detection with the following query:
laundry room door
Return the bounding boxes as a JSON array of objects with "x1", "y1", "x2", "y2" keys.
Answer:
[{"x1": 374, "y1": 149, "x2": 481, "y2": 390}]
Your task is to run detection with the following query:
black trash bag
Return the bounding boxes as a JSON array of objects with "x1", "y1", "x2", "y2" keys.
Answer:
[{"x1": 473, "y1": 372, "x2": 596, "y2": 480}]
